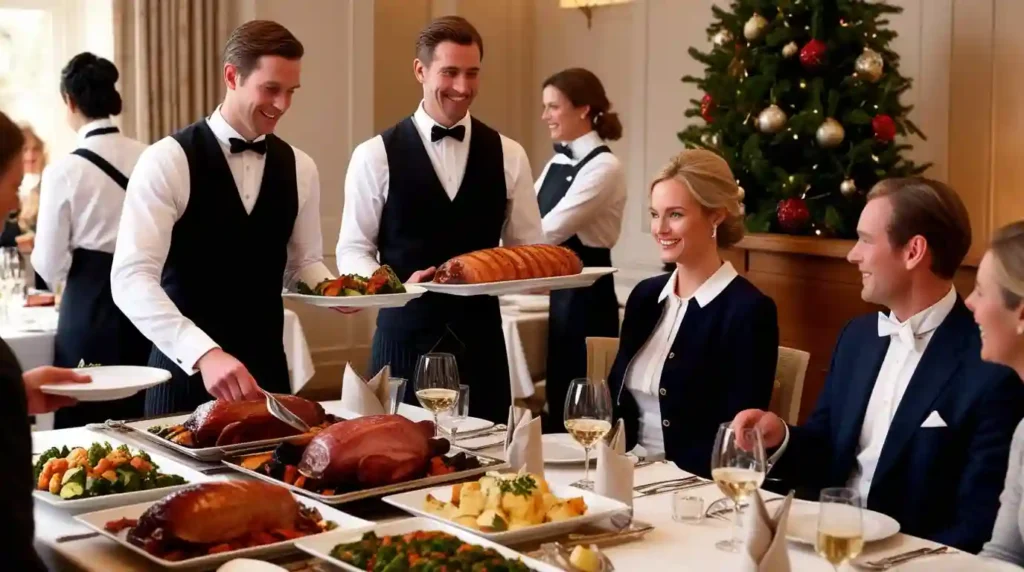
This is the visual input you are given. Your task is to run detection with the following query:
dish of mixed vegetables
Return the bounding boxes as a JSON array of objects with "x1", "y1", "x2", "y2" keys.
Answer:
[
  {"x1": 330, "y1": 530, "x2": 537, "y2": 572},
  {"x1": 33, "y1": 442, "x2": 188, "y2": 500},
  {"x1": 296, "y1": 265, "x2": 406, "y2": 297}
]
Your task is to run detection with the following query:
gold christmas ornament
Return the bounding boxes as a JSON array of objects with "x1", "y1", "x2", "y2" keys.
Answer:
[
  {"x1": 854, "y1": 47, "x2": 884, "y2": 82},
  {"x1": 744, "y1": 13, "x2": 768, "y2": 41},
  {"x1": 757, "y1": 105, "x2": 787, "y2": 133},
  {"x1": 782, "y1": 41, "x2": 798, "y2": 58},
  {"x1": 816, "y1": 118, "x2": 845, "y2": 148},
  {"x1": 840, "y1": 178, "x2": 857, "y2": 197},
  {"x1": 728, "y1": 56, "x2": 746, "y2": 78},
  {"x1": 712, "y1": 29, "x2": 733, "y2": 47}
]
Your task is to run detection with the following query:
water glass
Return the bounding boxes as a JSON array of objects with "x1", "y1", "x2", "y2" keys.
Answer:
[{"x1": 672, "y1": 493, "x2": 704, "y2": 523}]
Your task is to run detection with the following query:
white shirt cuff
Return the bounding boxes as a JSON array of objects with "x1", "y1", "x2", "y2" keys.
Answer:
[{"x1": 171, "y1": 326, "x2": 220, "y2": 375}]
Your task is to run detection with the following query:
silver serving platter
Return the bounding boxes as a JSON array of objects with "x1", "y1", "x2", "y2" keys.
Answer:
[
  {"x1": 221, "y1": 449, "x2": 509, "y2": 505},
  {"x1": 110, "y1": 416, "x2": 319, "y2": 462}
]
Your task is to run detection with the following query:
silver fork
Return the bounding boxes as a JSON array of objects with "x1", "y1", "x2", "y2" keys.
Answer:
[
  {"x1": 858, "y1": 546, "x2": 949, "y2": 570},
  {"x1": 264, "y1": 391, "x2": 310, "y2": 433}
]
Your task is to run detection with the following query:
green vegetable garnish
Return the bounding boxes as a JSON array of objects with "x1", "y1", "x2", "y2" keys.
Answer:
[{"x1": 497, "y1": 474, "x2": 538, "y2": 498}]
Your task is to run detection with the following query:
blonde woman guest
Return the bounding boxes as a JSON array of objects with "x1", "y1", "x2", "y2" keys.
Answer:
[
  {"x1": 0, "y1": 125, "x2": 44, "y2": 253},
  {"x1": 606, "y1": 149, "x2": 778, "y2": 476},
  {"x1": 973, "y1": 222, "x2": 1024, "y2": 565}
]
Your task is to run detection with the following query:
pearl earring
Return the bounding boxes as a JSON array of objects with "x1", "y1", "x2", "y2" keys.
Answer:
[
  {"x1": 712, "y1": 225, "x2": 718, "y2": 239},
  {"x1": 1018, "y1": 324, "x2": 1024, "y2": 336}
]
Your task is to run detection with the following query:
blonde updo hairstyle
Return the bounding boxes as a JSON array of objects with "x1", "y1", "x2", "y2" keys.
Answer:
[
  {"x1": 650, "y1": 149, "x2": 745, "y2": 248},
  {"x1": 989, "y1": 221, "x2": 1024, "y2": 309}
]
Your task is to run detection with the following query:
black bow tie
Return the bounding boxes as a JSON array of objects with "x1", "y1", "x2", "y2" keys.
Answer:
[
  {"x1": 431, "y1": 124, "x2": 466, "y2": 142},
  {"x1": 229, "y1": 137, "x2": 267, "y2": 155},
  {"x1": 554, "y1": 143, "x2": 574, "y2": 159}
]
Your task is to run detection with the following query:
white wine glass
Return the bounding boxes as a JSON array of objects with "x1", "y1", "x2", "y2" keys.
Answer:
[
  {"x1": 816, "y1": 488, "x2": 864, "y2": 571},
  {"x1": 440, "y1": 384, "x2": 470, "y2": 440},
  {"x1": 711, "y1": 422, "x2": 767, "y2": 553},
  {"x1": 563, "y1": 377, "x2": 613, "y2": 488},
  {"x1": 414, "y1": 353, "x2": 460, "y2": 437}
]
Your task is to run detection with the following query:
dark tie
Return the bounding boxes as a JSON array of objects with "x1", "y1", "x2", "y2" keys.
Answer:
[
  {"x1": 431, "y1": 124, "x2": 466, "y2": 142},
  {"x1": 554, "y1": 143, "x2": 574, "y2": 159},
  {"x1": 85, "y1": 127, "x2": 120, "y2": 138},
  {"x1": 229, "y1": 137, "x2": 268, "y2": 155}
]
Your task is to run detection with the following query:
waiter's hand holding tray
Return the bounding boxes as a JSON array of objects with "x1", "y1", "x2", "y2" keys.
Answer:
[
  {"x1": 283, "y1": 264, "x2": 426, "y2": 308},
  {"x1": 416, "y1": 244, "x2": 617, "y2": 297}
]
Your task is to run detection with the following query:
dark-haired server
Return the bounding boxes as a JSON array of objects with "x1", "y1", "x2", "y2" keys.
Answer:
[
  {"x1": 535, "y1": 68, "x2": 626, "y2": 431},
  {"x1": 32, "y1": 52, "x2": 152, "y2": 428}
]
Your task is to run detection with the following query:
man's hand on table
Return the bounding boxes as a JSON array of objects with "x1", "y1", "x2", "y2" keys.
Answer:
[
  {"x1": 732, "y1": 409, "x2": 786, "y2": 449},
  {"x1": 23, "y1": 366, "x2": 91, "y2": 414},
  {"x1": 197, "y1": 348, "x2": 262, "y2": 401}
]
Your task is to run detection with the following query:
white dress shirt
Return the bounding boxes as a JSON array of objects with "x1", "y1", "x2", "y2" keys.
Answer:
[
  {"x1": 847, "y1": 285, "x2": 958, "y2": 498},
  {"x1": 624, "y1": 262, "x2": 739, "y2": 456},
  {"x1": 336, "y1": 101, "x2": 544, "y2": 276},
  {"x1": 31, "y1": 119, "x2": 147, "y2": 286},
  {"x1": 534, "y1": 131, "x2": 626, "y2": 248},
  {"x1": 110, "y1": 108, "x2": 333, "y2": 375}
]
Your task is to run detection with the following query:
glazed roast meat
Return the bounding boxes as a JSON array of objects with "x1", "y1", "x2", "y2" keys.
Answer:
[
  {"x1": 432, "y1": 244, "x2": 583, "y2": 284},
  {"x1": 183, "y1": 395, "x2": 326, "y2": 447},
  {"x1": 298, "y1": 414, "x2": 449, "y2": 487},
  {"x1": 127, "y1": 482, "x2": 298, "y2": 547}
]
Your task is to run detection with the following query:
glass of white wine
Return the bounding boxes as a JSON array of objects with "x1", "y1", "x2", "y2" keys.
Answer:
[
  {"x1": 563, "y1": 377, "x2": 613, "y2": 488},
  {"x1": 711, "y1": 422, "x2": 767, "y2": 553},
  {"x1": 816, "y1": 488, "x2": 864, "y2": 571},
  {"x1": 414, "y1": 353, "x2": 460, "y2": 437}
]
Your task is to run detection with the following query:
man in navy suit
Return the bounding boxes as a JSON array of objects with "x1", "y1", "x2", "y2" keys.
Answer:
[{"x1": 734, "y1": 177, "x2": 1024, "y2": 554}]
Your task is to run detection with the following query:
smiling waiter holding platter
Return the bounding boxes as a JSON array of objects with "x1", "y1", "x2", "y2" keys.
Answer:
[
  {"x1": 111, "y1": 20, "x2": 334, "y2": 416},
  {"x1": 336, "y1": 16, "x2": 543, "y2": 424},
  {"x1": 534, "y1": 68, "x2": 626, "y2": 432}
]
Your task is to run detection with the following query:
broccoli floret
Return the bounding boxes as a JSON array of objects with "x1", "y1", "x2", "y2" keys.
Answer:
[{"x1": 87, "y1": 442, "x2": 112, "y2": 468}]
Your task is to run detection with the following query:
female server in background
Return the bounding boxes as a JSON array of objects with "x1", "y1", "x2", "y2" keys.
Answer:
[
  {"x1": 534, "y1": 68, "x2": 626, "y2": 431},
  {"x1": 32, "y1": 53, "x2": 151, "y2": 428}
]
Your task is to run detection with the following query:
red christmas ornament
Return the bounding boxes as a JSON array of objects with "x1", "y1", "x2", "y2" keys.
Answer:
[
  {"x1": 701, "y1": 93, "x2": 715, "y2": 123},
  {"x1": 777, "y1": 197, "x2": 811, "y2": 234},
  {"x1": 799, "y1": 39, "x2": 827, "y2": 71},
  {"x1": 872, "y1": 114, "x2": 897, "y2": 143}
]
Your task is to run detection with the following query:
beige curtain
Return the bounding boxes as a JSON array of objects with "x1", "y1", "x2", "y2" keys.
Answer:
[{"x1": 113, "y1": 0, "x2": 232, "y2": 143}]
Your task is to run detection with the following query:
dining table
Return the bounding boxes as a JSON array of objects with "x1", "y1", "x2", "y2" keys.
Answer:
[{"x1": 29, "y1": 400, "x2": 991, "y2": 572}]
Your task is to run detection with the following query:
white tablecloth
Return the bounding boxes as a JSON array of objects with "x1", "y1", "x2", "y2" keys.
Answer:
[
  {"x1": 29, "y1": 401, "x2": 991, "y2": 571},
  {"x1": 3, "y1": 306, "x2": 315, "y2": 429},
  {"x1": 501, "y1": 301, "x2": 549, "y2": 400}
]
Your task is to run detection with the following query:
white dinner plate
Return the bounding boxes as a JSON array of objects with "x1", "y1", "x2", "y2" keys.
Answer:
[
  {"x1": 296, "y1": 517, "x2": 562, "y2": 572},
  {"x1": 786, "y1": 500, "x2": 901, "y2": 545},
  {"x1": 217, "y1": 559, "x2": 289, "y2": 572},
  {"x1": 40, "y1": 366, "x2": 171, "y2": 401},
  {"x1": 283, "y1": 284, "x2": 426, "y2": 308},
  {"x1": 890, "y1": 554, "x2": 1018, "y2": 571},
  {"x1": 417, "y1": 267, "x2": 618, "y2": 297},
  {"x1": 542, "y1": 433, "x2": 590, "y2": 464},
  {"x1": 382, "y1": 484, "x2": 628, "y2": 544},
  {"x1": 74, "y1": 495, "x2": 372, "y2": 570}
]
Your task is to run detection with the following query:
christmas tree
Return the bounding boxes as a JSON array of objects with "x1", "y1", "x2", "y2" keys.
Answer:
[{"x1": 678, "y1": 0, "x2": 930, "y2": 238}]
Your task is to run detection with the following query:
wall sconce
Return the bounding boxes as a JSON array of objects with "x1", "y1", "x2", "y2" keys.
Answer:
[{"x1": 559, "y1": 0, "x2": 632, "y2": 30}]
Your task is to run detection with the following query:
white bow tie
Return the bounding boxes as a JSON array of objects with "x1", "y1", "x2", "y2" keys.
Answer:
[{"x1": 877, "y1": 313, "x2": 922, "y2": 351}]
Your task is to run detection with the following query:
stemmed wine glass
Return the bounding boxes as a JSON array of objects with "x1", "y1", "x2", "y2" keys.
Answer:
[
  {"x1": 816, "y1": 488, "x2": 864, "y2": 571},
  {"x1": 414, "y1": 353, "x2": 460, "y2": 437},
  {"x1": 563, "y1": 377, "x2": 613, "y2": 489},
  {"x1": 710, "y1": 422, "x2": 767, "y2": 553}
]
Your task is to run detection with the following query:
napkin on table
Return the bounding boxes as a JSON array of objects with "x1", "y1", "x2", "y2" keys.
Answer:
[
  {"x1": 504, "y1": 406, "x2": 544, "y2": 476},
  {"x1": 339, "y1": 363, "x2": 391, "y2": 416},
  {"x1": 740, "y1": 490, "x2": 794, "y2": 572},
  {"x1": 595, "y1": 418, "x2": 633, "y2": 507}
]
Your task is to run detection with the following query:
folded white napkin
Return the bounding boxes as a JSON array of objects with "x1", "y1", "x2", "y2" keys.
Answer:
[
  {"x1": 504, "y1": 406, "x2": 543, "y2": 475},
  {"x1": 595, "y1": 418, "x2": 633, "y2": 507},
  {"x1": 741, "y1": 490, "x2": 795, "y2": 572},
  {"x1": 339, "y1": 363, "x2": 391, "y2": 416}
]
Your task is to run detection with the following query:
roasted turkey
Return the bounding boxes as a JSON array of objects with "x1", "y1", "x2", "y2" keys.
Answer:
[
  {"x1": 183, "y1": 395, "x2": 327, "y2": 447},
  {"x1": 298, "y1": 414, "x2": 449, "y2": 487},
  {"x1": 432, "y1": 244, "x2": 583, "y2": 284}
]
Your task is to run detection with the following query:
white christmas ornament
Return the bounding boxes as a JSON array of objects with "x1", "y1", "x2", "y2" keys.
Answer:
[
  {"x1": 840, "y1": 178, "x2": 857, "y2": 197},
  {"x1": 854, "y1": 47, "x2": 884, "y2": 82},
  {"x1": 712, "y1": 29, "x2": 733, "y2": 47},
  {"x1": 757, "y1": 105, "x2": 787, "y2": 133},
  {"x1": 782, "y1": 41, "x2": 798, "y2": 58},
  {"x1": 816, "y1": 118, "x2": 845, "y2": 148},
  {"x1": 744, "y1": 13, "x2": 768, "y2": 41}
]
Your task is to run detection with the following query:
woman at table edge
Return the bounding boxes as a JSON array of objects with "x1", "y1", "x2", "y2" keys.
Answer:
[
  {"x1": 970, "y1": 221, "x2": 1024, "y2": 566},
  {"x1": 0, "y1": 109, "x2": 93, "y2": 572},
  {"x1": 606, "y1": 149, "x2": 778, "y2": 478},
  {"x1": 534, "y1": 67, "x2": 625, "y2": 432}
]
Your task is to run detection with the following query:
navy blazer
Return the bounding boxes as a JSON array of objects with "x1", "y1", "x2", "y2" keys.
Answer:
[
  {"x1": 773, "y1": 299, "x2": 1024, "y2": 553},
  {"x1": 608, "y1": 272, "x2": 778, "y2": 477}
]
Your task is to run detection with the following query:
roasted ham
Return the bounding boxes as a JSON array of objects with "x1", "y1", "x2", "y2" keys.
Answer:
[
  {"x1": 183, "y1": 395, "x2": 327, "y2": 447},
  {"x1": 298, "y1": 415, "x2": 449, "y2": 487},
  {"x1": 433, "y1": 244, "x2": 583, "y2": 284}
]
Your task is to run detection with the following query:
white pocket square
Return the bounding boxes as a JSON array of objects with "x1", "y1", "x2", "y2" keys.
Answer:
[{"x1": 921, "y1": 410, "x2": 947, "y2": 428}]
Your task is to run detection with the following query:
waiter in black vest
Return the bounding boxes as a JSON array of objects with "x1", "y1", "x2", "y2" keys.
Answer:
[
  {"x1": 32, "y1": 52, "x2": 151, "y2": 428},
  {"x1": 535, "y1": 68, "x2": 625, "y2": 432},
  {"x1": 336, "y1": 16, "x2": 543, "y2": 424},
  {"x1": 111, "y1": 21, "x2": 334, "y2": 416}
]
